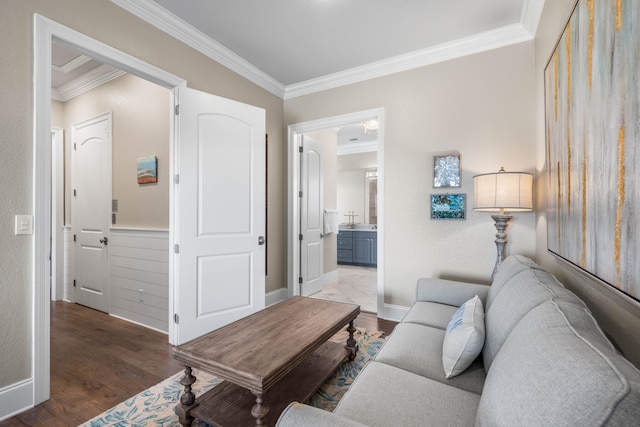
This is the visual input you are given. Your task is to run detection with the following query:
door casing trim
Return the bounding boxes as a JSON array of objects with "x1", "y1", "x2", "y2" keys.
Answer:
[
  {"x1": 33, "y1": 14, "x2": 186, "y2": 406},
  {"x1": 287, "y1": 108, "x2": 385, "y2": 314}
]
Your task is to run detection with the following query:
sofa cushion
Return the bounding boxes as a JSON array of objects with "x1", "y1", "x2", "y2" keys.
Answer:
[
  {"x1": 485, "y1": 255, "x2": 540, "y2": 310},
  {"x1": 477, "y1": 299, "x2": 640, "y2": 426},
  {"x1": 416, "y1": 278, "x2": 490, "y2": 307},
  {"x1": 442, "y1": 295, "x2": 485, "y2": 378},
  {"x1": 374, "y1": 322, "x2": 485, "y2": 394},
  {"x1": 335, "y1": 361, "x2": 481, "y2": 427},
  {"x1": 402, "y1": 301, "x2": 458, "y2": 330},
  {"x1": 483, "y1": 266, "x2": 585, "y2": 370}
]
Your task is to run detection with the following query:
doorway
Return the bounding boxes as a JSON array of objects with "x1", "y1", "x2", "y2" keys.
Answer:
[
  {"x1": 34, "y1": 14, "x2": 186, "y2": 405},
  {"x1": 287, "y1": 108, "x2": 385, "y2": 315}
]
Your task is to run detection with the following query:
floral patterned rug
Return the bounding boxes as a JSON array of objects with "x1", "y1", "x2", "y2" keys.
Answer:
[{"x1": 81, "y1": 329, "x2": 385, "y2": 426}]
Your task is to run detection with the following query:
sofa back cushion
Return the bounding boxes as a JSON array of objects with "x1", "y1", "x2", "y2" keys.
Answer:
[
  {"x1": 486, "y1": 255, "x2": 539, "y2": 311},
  {"x1": 477, "y1": 299, "x2": 640, "y2": 426},
  {"x1": 483, "y1": 266, "x2": 584, "y2": 371}
]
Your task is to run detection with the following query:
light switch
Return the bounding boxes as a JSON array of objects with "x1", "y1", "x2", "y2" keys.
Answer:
[{"x1": 15, "y1": 215, "x2": 34, "y2": 235}]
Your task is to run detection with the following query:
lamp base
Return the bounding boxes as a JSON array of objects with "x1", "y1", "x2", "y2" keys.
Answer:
[{"x1": 490, "y1": 215, "x2": 513, "y2": 281}]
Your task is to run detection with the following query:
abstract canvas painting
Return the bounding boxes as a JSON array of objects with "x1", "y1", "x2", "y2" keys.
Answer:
[
  {"x1": 545, "y1": 0, "x2": 639, "y2": 300},
  {"x1": 137, "y1": 155, "x2": 158, "y2": 184}
]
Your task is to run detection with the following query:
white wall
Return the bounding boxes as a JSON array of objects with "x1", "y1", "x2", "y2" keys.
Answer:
[{"x1": 285, "y1": 41, "x2": 537, "y2": 308}]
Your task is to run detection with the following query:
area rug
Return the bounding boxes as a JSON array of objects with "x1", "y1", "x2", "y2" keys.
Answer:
[{"x1": 80, "y1": 329, "x2": 385, "y2": 426}]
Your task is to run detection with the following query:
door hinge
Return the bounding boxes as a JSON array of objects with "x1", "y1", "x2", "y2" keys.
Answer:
[
  {"x1": 174, "y1": 313, "x2": 179, "y2": 324},
  {"x1": 73, "y1": 143, "x2": 77, "y2": 151},
  {"x1": 298, "y1": 277, "x2": 303, "y2": 284},
  {"x1": 73, "y1": 189, "x2": 77, "y2": 197},
  {"x1": 73, "y1": 234, "x2": 76, "y2": 242},
  {"x1": 175, "y1": 104, "x2": 180, "y2": 115},
  {"x1": 174, "y1": 244, "x2": 180, "y2": 254},
  {"x1": 174, "y1": 174, "x2": 180, "y2": 184},
  {"x1": 298, "y1": 190, "x2": 303, "y2": 198},
  {"x1": 73, "y1": 279, "x2": 76, "y2": 288},
  {"x1": 299, "y1": 234, "x2": 303, "y2": 241},
  {"x1": 298, "y1": 146, "x2": 303, "y2": 153}
]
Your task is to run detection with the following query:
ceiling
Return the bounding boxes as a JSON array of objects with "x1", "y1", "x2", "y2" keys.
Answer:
[
  {"x1": 149, "y1": 0, "x2": 527, "y2": 86},
  {"x1": 53, "y1": 0, "x2": 543, "y2": 101}
]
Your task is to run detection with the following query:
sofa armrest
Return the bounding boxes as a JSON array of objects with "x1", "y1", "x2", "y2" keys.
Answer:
[
  {"x1": 416, "y1": 278, "x2": 490, "y2": 307},
  {"x1": 276, "y1": 402, "x2": 369, "y2": 427}
]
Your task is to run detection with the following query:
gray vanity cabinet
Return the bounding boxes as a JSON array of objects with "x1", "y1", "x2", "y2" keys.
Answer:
[{"x1": 338, "y1": 230, "x2": 377, "y2": 267}]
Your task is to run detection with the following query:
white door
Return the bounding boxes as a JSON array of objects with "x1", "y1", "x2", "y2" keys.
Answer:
[
  {"x1": 172, "y1": 87, "x2": 266, "y2": 345},
  {"x1": 72, "y1": 113, "x2": 112, "y2": 313},
  {"x1": 299, "y1": 136, "x2": 323, "y2": 296}
]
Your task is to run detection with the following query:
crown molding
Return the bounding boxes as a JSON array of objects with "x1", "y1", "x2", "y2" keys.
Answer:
[
  {"x1": 284, "y1": 23, "x2": 533, "y2": 99},
  {"x1": 110, "y1": 0, "x2": 285, "y2": 98},
  {"x1": 52, "y1": 54, "x2": 92, "y2": 74},
  {"x1": 521, "y1": 0, "x2": 546, "y2": 35},
  {"x1": 111, "y1": 0, "x2": 537, "y2": 101},
  {"x1": 52, "y1": 64, "x2": 126, "y2": 102}
]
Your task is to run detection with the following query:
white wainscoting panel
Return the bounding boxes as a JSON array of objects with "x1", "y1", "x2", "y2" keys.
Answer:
[{"x1": 109, "y1": 229, "x2": 169, "y2": 333}]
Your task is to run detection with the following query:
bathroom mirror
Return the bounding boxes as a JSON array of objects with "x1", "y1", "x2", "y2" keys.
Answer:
[{"x1": 337, "y1": 167, "x2": 377, "y2": 226}]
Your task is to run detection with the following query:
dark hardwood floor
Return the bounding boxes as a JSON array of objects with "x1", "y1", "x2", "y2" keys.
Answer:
[{"x1": 1, "y1": 300, "x2": 395, "y2": 426}]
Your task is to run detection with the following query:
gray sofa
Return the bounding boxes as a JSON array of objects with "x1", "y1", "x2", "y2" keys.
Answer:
[{"x1": 277, "y1": 255, "x2": 640, "y2": 426}]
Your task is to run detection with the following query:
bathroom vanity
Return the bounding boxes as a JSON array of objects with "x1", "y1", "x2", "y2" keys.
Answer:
[{"x1": 337, "y1": 229, "x2": 377, "y2": 267}]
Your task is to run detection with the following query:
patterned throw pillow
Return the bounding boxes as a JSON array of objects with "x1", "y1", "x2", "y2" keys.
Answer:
[{"x1": 442, "y1": 295, "x2": 485, "y2": 378}]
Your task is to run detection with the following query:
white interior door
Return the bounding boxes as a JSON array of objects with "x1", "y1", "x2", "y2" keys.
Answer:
[
  {"x1": 72, "y1": 112, "x2": 112, "y2": 313},
  {"x1": 172, "y1": 87, "x2": 266, "y2": 345},
  {"x1": 299, "y1": 136, "x2": 323, "y2": 296}
]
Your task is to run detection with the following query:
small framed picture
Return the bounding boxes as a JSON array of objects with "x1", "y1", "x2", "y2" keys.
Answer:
[
  {"x1": 431, "y1": 194, "x2": 466, "y2": 220},
  {"x1": 433, "y1": 154, "x2": 461, "y2": 188},
  {"x1": 137, "y1": 155, "x2": 158, "y2": 184}
]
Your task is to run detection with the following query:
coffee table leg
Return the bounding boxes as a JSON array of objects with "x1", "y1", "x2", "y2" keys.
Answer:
[
  {"x1": 345, "y1": 320, "x2": 359, "y2": 361},
  {"x1": 175, "y1": 366, "x2": 197, "y2": 426},
  {"x1": 251, "y1": 392, "x2": 269, "y2": 425}
]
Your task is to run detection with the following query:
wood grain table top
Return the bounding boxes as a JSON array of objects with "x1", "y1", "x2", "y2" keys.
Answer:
[{"x1": 172, "y1": 296, "x2": 360, "y2": 393}]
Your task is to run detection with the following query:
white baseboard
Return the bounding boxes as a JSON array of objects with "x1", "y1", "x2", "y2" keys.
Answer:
[
  {"x1": 0, "y1": 379, "x2": 33, "y2": 422},
  {"x1": 378, "y1": 303, "x2": 409, "y2": 322},
  {"x1": 266, "y1": 287, "x2": 289, "y2": 306}
]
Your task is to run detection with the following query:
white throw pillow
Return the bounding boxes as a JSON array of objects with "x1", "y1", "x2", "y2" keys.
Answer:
[{"x1": 442, "y1": 295, "x2": 485, "y2": 378}]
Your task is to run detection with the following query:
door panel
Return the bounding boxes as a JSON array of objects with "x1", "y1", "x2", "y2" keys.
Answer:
[
  {"x1": 73, "y1": 113, "x2": 112, "y2": 313},
  {"x1": 173, "y1": 87, "x2": 265, "y2": 345},
  {"x1": 300, "y1": 136, "x2": 323, "y2": 296}
]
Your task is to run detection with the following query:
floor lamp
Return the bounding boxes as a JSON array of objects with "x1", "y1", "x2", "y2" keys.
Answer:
[{"x1": 473, "y1": 168, "x2": 533, "y2": 280}]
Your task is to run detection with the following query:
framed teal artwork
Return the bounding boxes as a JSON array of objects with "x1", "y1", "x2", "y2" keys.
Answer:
[{"x1": 431, "y1": 194, "x2": 466, "y2": 220}]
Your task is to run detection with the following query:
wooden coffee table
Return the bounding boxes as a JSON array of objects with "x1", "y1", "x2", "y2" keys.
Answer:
[{"x1": 172, "y1": 296, "x2": 360, "y2": 426}]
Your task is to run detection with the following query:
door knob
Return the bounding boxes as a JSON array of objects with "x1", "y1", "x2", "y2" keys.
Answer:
[
  {"x1": 258, "y1": 236, "x2": 265, "y2": 245},
  {"x1": 100, "y1": 237, "x2": 108, "y2": 246}
]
